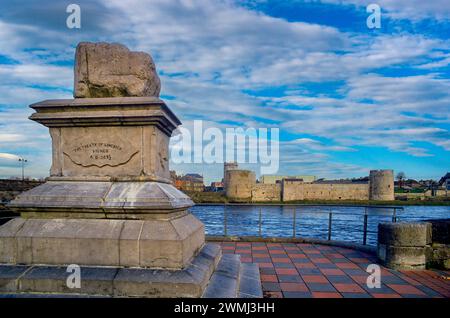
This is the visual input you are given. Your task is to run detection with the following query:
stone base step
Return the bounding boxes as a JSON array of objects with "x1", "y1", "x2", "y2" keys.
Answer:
[
  {"x1": 238, "y1": 263, "x2": 263, "y2": 298},
  {"x1": 0, "y1": 243, "x2": 221, "y2": 298},
  {"x1": 202, "y1": 255, "x2": 262, "y2": 298}
]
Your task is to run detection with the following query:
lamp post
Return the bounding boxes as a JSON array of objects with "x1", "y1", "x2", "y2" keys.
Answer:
[{"x1": 18, "y1": 157, "x2": 27, "y2": 181}]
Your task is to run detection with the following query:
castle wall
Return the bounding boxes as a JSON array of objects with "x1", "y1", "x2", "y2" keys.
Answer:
[
  {"x1": 252, "y1": 183, "x2": 281, "y2": 202},
  {"x1": 282, "y1": 180, "x2": 370, "y2": 201}
]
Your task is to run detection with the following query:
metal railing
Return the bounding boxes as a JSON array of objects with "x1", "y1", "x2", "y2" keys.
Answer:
[{"x1": 221, "y1": 205, "x2": 402, "y2": 245}]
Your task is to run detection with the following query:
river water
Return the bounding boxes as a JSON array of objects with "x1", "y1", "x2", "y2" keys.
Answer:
[{"x1": 190, "y1": 204, "x2": 450, "y2": 246}]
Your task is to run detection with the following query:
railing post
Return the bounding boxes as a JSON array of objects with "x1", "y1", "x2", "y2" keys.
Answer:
[
  {"x1": 258, "y1": 207, "x2": 262, "y2": 237},
  {"x1": 363, "y1": 208, "x2": 368, "y2": 245},
  {"x1": 392, "y1": 208, "x2": 397, "y2": 223},
  {"x1": 224, "y1": 208, "x2": 228, "y2": 236},
  {"x1": 328, "y1": 211, "x2": 332, "y2": 241},
  {"x1": 293, "y1": 207, "x2": 296, "y2": 238}
]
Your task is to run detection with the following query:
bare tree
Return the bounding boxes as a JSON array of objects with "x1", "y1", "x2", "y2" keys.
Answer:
[{"x1": 396, "y1": 172, "x2": 406, "y2": 189}]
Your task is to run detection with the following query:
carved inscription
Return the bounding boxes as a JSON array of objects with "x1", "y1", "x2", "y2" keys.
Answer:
[{"x1": 64, "y1": 138, "x2": 139, "y2": 167}]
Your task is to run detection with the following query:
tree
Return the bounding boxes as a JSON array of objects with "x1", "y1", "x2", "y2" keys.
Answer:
[{"x1": 396, "y1": 172, "x2": 406, "y2": 189}]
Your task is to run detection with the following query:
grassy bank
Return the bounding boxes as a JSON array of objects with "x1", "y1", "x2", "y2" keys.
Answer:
[{"x1": 186, "y1": 191, "x2": 450, "y2": 206}]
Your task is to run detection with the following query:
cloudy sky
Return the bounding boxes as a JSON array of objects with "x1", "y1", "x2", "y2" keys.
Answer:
[{"x1": 0, "y1": 0, "x2": 449, "y2": 184}]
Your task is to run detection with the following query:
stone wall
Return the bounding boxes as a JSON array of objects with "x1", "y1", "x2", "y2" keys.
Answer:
[
  {"x1": 252, "y1": 183, "x2": 281, "y2": 202},
  {"x1": 282, "y1": 180, "x2": 369, "y2": 201}
]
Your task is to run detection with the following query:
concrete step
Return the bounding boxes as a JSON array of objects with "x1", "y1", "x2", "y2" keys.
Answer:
[
  {"x1": 238, "y1": 263, "x2": 263, "y2": 298},
  {"x1": 202, "y1": 254, "x2": 241, "y2": 298}
]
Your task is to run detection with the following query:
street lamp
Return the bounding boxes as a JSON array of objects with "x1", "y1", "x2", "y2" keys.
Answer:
[{"x1": 18, "y1": 157, "x2": 27, "y2": 181}]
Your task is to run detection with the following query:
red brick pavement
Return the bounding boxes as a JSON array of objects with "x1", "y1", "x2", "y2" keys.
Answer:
[{"x1": 219, "y1": 242, "x2": 450, "y2": 298}]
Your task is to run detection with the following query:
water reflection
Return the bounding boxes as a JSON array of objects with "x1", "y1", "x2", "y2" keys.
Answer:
[{"x1": 190, "y1": 205, "x2": 450, "y2": 246}]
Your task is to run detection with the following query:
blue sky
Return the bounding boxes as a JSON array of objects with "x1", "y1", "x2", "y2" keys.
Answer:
[{"x1": 0, "y1": 0, "x2": 449, "y2": 184}]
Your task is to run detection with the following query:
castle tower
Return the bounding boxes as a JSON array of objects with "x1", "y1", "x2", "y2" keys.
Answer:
[
  {"x1": 225, "y1": 169, "x2": 256, "y2": 201},
  {"x1": 223, "y1": 162, "x2": 238, "y2": 190},
  {"x1": 369, "y1": 169, "x2": 395, "y2": 201}
]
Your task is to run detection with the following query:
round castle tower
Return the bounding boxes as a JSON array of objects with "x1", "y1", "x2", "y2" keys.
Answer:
[
  {"x1": 223, "y1": 162, "x2": 239, "y2": 190},
  {"x1": 369, "y1": 169, "x2": 394, "y2": 201},
  {"x1": 226, "y1": 169, "x2": 256, "y2": 201}
]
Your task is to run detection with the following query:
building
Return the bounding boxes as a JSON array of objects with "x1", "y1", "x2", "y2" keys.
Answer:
[
  {"x1": 260, "y1": 175, "x2": 317, "y2": 184},
  {"x1": 210, "y1": 182, "x2": 224, "y2": 192},
  {"x1": 170, "y1": 171, "x2": 205, "y2": 192},
  {"x1": 178, "y1": 173, "x2": 205, "y2": 192}
]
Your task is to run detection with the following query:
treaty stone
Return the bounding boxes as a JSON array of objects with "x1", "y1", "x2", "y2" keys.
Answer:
[{"x1": 74, "y1": 42, "x2": 161, "y2": 98}]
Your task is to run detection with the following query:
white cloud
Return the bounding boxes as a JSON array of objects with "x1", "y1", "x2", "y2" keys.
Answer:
[{"x1": 0, "y1": 0, "x2": 448, "y2": 181}]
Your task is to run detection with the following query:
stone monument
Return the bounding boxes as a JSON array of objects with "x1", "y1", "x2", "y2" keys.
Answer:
[{"x1": 0, "y1": 42, "x2": 261, "y2": 298}]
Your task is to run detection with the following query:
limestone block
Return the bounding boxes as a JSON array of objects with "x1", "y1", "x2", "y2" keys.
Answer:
[
  {"x1": 74, "y1": 42, "x2": 160, "y2": 98},
  {"x1": 0, "y1": 215, "x2": 204, "y2": 270},
  {"x1": 139, "y1": 213, "x2": 205, "y2": 269},
  {"x1": 378, "y1": 222, "x2": 432, "y2": 247},
  {"x1": 15, "y1": 219, "x2": 124, "y2": 266},
  {"x1": 8, "y1": 181, "x2": 194, "y2": 219},
  {"x1": 119, "y1": 220, "x2": 143, "y2": 267},
  {"x1": 19, "y1": 266, "x2": 119, "y2": 295},
  {"x1": 0, "y1": 265, "x2": 30, "y2": 292},
  {"x1": 377, "y1": 244, "x2": 427, "y2": 270},
  {"x1": 0, "y1": 218, "x2": 26, "y2": 263},
  {"x1": 113, "y1": 244, "x2": 221, "y2": 297}
]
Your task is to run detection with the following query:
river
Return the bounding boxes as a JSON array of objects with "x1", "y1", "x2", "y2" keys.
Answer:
[{"x1": 190, "y1": 204, "x2": 450, "y2": 246}]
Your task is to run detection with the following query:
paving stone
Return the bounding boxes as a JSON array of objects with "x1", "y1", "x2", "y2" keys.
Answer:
[
  {"x1": 306, "y1": 283, "x2": 336, "y2": 292},
  {"x1": 326, "y1": 275, "x2": 354, "y2": 284},
  {"x1": 283, "y1": 291, "x2": 312, "y2": 298},
  {"x1": 341, "y1": 292, "x2": 372, "y2": 298}
]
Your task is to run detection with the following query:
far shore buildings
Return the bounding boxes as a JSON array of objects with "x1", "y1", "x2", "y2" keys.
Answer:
[{"x1": 170, "y1": 171, "x2": 205, "y2": 192}]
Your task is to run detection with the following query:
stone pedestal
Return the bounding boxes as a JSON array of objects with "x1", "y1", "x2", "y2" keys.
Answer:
[
  {"x1": 0, "y1": 42, "x2": 262, "y2": 297},
  {"x1": 0, "y1": 98, "x2": 217, "y2": 297}
]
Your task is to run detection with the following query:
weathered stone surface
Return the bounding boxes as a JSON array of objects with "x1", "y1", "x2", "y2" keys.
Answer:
[
  {"x1": 0, "y1": 244, "x2": 222, "y2": 297},
  {"x1": 0, "y1": 216, "x2": 204, "y2": 270},
  {"x1": 378, "y1": 244, "x2": 427, "y2": 270},
  {"x1": 427, "y1": 243, "x2": 450, "y2": 270},
  {"x1": 238, "y1": 263, "x2": 263, "y2": 298},
  {"x1": 203, "y1": 254, "x2": 241, "y2": 298},
  {"x1": 378, "y1": 222, "x2": 432, "y2": 247},
  {"x1": 0, "y1": 265, "x2": 30, "y2": 292},
  {"x1": 27, "y1": 98, "x2": 181, "y2": 181},
  {"x1": 74, "y1": 42, "x2": 160, "y2": 98},
  {"x1": 113, "y1": 243, "x2": 221, "y2": 298},
  {"x1": 8, "y1": 181, "x2": 194, "y2": 219},
  {"x1": 0, "y1": 218, "x2": 26, "y2": 264},
  {"x1": 15, "y1": 219, "x2": 124, "y2": 266},
  {"x1": 19, "y1": 266, "x2": 118, "y2": 295}
]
